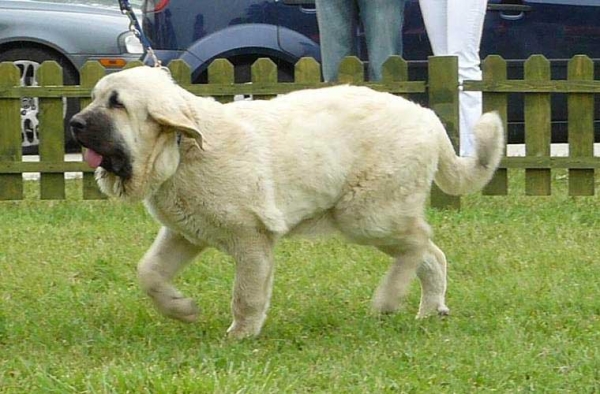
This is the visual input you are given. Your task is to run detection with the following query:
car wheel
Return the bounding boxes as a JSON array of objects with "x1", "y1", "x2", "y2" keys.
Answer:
[
  {"x1": 0, "y1": 47, "x2": 80, "y2": 155},
  {"x1": 195, "y1": 55, "x2": 294, "y2": 84}
]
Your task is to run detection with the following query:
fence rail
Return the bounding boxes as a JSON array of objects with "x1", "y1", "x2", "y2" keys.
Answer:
[{"x1": 0, "y1": 55, "x2": 599, "y2": 207}]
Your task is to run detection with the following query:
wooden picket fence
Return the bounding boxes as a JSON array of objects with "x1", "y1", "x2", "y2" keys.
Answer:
[{"x1": 0, "y1": 55, "x2": 599, "y2": 208}]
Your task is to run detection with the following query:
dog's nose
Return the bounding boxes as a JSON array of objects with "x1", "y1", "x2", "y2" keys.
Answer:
[{"x1": 69, "y1": 115, "x2": 86, "y2": 135}]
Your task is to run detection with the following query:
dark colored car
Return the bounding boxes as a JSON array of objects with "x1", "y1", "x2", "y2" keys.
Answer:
[
  {"x1": 0, "y1": 0, "x2": 144, "y2": 153},
  {"x1": 141, "y1": 0, "x2": 600, "y2": 143}
]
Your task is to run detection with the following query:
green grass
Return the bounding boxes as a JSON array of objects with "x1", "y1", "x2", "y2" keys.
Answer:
[{"x1": 1, "y1": 171, "x2": 599, "y2": 393}]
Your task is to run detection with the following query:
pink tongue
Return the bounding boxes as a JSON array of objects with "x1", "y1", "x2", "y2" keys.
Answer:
[{"x1": 83, "y1": 149, "x2": 103, "y2": 169}]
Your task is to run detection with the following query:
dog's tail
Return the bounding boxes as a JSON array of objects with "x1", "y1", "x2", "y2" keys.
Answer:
[{"x1": 434, "y1": 111, "x2": 504, "y2": 195}]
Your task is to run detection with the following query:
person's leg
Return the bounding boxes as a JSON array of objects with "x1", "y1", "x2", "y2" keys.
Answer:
[
  {"x1": 448, "y1": 0, "x2": 487, "y2": 156},
  {"x1": 359, "y1": 0, "x2": 406, "y2": 81},
  {"x1": 316, "y1": 0, "x2": 358, "y2": 82},
  {"x1": 418, "y1": 0, "x2": 448, "y2": 55}
]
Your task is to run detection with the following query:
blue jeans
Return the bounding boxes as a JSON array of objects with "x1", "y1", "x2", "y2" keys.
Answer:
[{"x1": 316, "y1": 0, "x2": 406, "y2": 82}]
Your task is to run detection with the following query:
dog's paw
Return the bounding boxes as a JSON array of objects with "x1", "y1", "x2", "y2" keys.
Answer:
[
  {"x1": 226, "y1": 321, "x2": 262, "y2": 340},
  {"x1": 437, "y1": 305, "x2": 450, "y2": 317},
  {"x1": 371, "y1": 297, "x2": 401, "y2": 315},
  {"x1": 159, "y1": 297, "x2": 200, "y2": 323},
  {"x1": 416, "y1": 304, "x2": 450, "y2": 319}
]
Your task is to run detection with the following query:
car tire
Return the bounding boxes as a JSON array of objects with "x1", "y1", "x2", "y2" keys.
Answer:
[
  {"x1": 0, "y1": 46, "x2": 80, "y2": 155},
  {"x1": 194, "y1": 55, "x2": 294, "y2": 84}
]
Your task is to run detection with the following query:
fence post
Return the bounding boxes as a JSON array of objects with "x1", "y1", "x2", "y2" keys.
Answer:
[
  {"x1": 124, "y1": 60, "x2": 144, "y2": 70},
  {"x1": 482, "y1": 55, "x2": 508, "y2": 195},
  {"x1": 382, "y1": 56, "x2": 408, "y2": 97},
  {"x1": 567, "y1": 55, "x2": 595, "y2": 196},
  {"x1": 167, "y1": 60, "x2": 191, "y2": 85},
  {"x1": 428, "y1": 56, "x2": 460, "y2": 210},
  {"x1": 338, "y1": 56, "x2": 364, "y2": 84},
  {"x1": 252, "y1": 58, "x2": 278, "y2": 101},
  {"x1": 80, "y1": 61, "x2": 107, "y2": 200},
  {"x1": 524, "y1": 55, "x2": 551, "y2": 196},
  {"x1": 0, "y1": 62, "x2": 23, "y2": 200},
  {"x1": 295, "y1": 57, "x2": 321, "y2": 84},
  {"x1": 38, "y1": 61, "x2": 65, "y2": 199},
  {"x1": 208, "y1": 59, "x2": 235, "y2": 103}
]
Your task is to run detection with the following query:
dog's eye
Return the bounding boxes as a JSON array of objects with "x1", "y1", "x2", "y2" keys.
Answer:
[{"x1": 108, "y1": 91, "x2": 125, "y2": 109}]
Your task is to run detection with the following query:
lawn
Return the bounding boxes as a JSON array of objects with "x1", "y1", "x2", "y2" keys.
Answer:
[{"x1": 1, "y1": 172, "x2": 599, "y2": 393}]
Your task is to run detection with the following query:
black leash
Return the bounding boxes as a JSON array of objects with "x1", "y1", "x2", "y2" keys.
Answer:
[{"x1": 118, "y1": 0, "x2": 161, "y2": 67}]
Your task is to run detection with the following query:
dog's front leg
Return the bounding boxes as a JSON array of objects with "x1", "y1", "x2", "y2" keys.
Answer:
[
  {"x1": 138, "y1": 226, "x2": 206, "y2": 322},
  {"x1": 226, "y1": 234, "x2": 275, "y2": 339}
]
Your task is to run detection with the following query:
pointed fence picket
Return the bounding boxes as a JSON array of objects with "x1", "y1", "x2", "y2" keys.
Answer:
[
  {"x1": 79, "y1": 61, "x2": 107, "y2": 200},
  {"x1": 524, "y1": 55, "x2": 552, "y2": 196},
  {"x1": 481, "y1": 55, "x2": 508, "y2": 196},
  {"x1": 428, "y1": 56, "x2": 460, "y2": 210},
  {"x1": 464, "y1": 54, "x2": 600, "y2": 198},
  {"x1": 0, "y1": 62, "x2": 22, "y2": 200},
  {"x1": 0, "y1": 55, "x2": 599, "y2": 208},
  {"x1": 38, "y1": 61, "x2": 65, "y2": 199},
  {"x1": 567, "y1": 56, "x2": 595, "y2": 196}
]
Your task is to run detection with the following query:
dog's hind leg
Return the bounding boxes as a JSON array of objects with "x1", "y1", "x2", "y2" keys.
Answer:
[
  {"x1": 416, "y1": 241, "x2": 450, "y2": 318},
  {"x1": 371, "y1": 218, "x2": 431, "y2": 314},
  {"x1": 226, "y1": 234, "x2": 275, "y2": 339},
  {"x1": 137, "y1": 226, "x2": 205, "y2": 323}
]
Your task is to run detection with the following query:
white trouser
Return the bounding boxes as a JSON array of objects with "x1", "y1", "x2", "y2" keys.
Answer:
[{"x1": 419, "y1": 0, "x2": 487, "y2": 156}]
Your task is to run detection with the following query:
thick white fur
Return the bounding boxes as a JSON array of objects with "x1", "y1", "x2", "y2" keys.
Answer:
[{"x1": 83, "y1": 67, "x2": 504, "y2": 338}]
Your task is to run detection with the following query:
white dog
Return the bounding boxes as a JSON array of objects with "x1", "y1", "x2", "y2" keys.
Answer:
[{"x1": 70, "y1": 66, "x2": 504, "y2": 338}]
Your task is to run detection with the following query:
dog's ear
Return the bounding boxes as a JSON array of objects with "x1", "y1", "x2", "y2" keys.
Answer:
[{"x1": 148, "y1": 97, "x2": 205, "y2": 149}]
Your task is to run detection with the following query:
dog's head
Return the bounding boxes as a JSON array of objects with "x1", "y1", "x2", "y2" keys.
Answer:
[{"x1": 70, "y1": 66, "x2": 205, "y2": 200}]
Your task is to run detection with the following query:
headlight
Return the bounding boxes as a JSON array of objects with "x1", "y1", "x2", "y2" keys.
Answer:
[{"x1": 122, "y1": 31, "x2": 144, "y2": 54}]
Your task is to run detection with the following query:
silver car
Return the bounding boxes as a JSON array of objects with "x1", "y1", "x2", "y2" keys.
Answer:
[{"x1": 0, "y1": 0, "x2": 144, "y2": 153}]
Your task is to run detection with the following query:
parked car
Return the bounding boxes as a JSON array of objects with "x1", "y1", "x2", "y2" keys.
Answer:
[
  {"x1": 0, "y1": 0, "x2": 144, "y2": 154},
  {"x1": 141, "y1": 0, "x2": 600, "y2": 143}
]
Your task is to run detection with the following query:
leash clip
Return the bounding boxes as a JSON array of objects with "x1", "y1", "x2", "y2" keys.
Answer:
[{"x1": 118, "y1": 0, "x2": 161, "y2": 68}]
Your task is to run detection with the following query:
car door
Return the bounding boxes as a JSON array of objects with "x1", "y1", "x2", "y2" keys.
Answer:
[
  {"x1": 482, "y1": 0, "x2": 600, "y2": 142},
  {"x1": 276, "y1": 0, "x2": 600, "y2": 69},
  {"x1": 483, "y1": 0, "x2": 600, "y2": 64}
]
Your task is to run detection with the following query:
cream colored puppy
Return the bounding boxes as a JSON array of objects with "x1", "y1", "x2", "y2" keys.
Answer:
[{"x1": 70, "y1": 66, "x2": 504, "y2": 339}]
